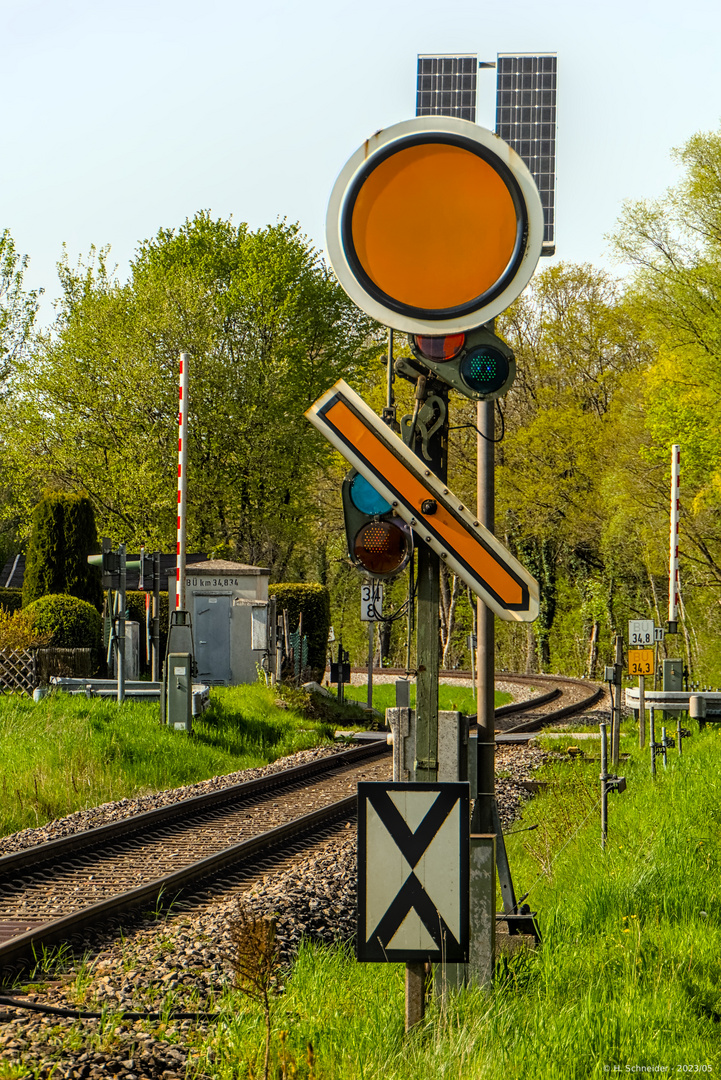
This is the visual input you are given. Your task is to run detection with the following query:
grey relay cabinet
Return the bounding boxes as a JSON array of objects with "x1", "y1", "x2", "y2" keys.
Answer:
[{"x1": 168, "y1": 560, "x2": 272, "y2": 686}]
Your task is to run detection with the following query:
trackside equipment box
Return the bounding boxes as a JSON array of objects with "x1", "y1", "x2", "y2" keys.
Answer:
[{"x1": 168, "y1": 560, "x2": 271, "y2": 686}]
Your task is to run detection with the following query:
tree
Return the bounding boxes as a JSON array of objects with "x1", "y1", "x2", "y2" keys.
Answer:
[
  {"x1": 0, "y1": 228, "x2": 41, "y2": 395},
  {"x1": 2, "y1": 215, "x2": 379, "y2": 575},
  {"x1": 608, "y1": 125, "x2": 721, "y2": 678},
  {"x1": 613, "y1": 125, "x2": 721, "y2": 587},
  {"x1": 446, "y1": 264, "x2": 651, "y2": 671},
  {"x1": 0, "y1": 229, "x2": 43, "y2": 568},
  {"x1": 22, "y1": 491, "x2": 102, "y2": 609}
]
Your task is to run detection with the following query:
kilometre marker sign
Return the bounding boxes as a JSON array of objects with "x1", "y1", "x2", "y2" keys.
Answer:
[{"x1": 306, "y1": 380, "x2": 538, "y2": 622}]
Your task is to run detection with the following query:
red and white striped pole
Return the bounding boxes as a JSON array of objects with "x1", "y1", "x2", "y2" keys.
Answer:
[
  {"x1": 668, "y1": 444, "x2": 680, "y2": 631},
  {"x1": 176, "y1": 352, "x2": 189, "y2": 611}
]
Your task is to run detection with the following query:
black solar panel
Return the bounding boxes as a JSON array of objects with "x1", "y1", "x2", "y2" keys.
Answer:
[
  {"x1": 495, "y1": 53, "x2": 557, "y2": 253},
  {"x1": 416, "y1": 54, "x2": 478, "y2": 122}
]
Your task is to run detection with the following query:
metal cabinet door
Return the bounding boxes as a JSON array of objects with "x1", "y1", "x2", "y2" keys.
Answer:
[{"x1": 194, "y1": 594, "x2": 231, "y2": 684}]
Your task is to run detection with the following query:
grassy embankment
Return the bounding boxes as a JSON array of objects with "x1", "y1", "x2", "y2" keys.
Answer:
[
  {"x1": 198, "y1": 716, "x2": 721, "y2": 1078},
  {"x1": 338, "y1": 683, "x2": 512, "y2": 714},
  {"x1": 0, "y1": 684, "x2": 348, "y2": 838}
]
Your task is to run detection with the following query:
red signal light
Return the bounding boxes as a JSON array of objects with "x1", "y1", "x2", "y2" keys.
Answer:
[
  {"x1": 412, "y1": 333, "x2": 465, "y2": 362},
  {"x1": 353, "y1": 520, "x2": 410, "y2": 576}
]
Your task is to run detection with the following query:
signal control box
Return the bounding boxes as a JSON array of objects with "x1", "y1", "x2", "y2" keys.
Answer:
[{"x1": 167, "y1": 652, "x2": 192, "y2": 732}]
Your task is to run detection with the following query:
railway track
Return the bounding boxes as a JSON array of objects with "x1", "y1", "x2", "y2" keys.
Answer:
[
  {"x1": 0, "y1": 673, "x2": 603, "y2": 976},
  {"x1": 352, "y1": 668, "x2": 606, "y2": 734},
  {"x1": 0, "y1": 740, "x2": 391, "y2": 975},
  {"x1": 490, "y1": 673, "x2": 605, "y2": 733}
]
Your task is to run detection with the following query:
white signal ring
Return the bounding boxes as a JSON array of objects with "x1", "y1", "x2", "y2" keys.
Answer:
[{"x1": 326, "y1": 116, "x2": 544, "y2": 335}]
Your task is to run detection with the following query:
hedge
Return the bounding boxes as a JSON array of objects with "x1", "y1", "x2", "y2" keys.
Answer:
[
  {"x1": 0, "y1": 588, "x2": 23, "y2": 614},
  {"x1": 24, "y1": 593, "x2": 103, "y2": 671},
  {"x1": 269, "y1": 583, "x2": 330, "y2": 679},
  {"x1": 22, "y1": 492, "x2": 103, "y2": 610}
]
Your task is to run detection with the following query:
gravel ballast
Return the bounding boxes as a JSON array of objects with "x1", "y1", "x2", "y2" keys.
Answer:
[{"x1": 0, "y1": 687, "x2": 558, "y2": 1078}]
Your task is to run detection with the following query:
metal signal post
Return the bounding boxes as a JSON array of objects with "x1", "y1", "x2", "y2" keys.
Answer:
[
  {"x1": 476, "y1": 397, "x2": 495, "y2": 833},
  {"x1": 412, "y1": 383, "x2": 448, "y2": 784}
]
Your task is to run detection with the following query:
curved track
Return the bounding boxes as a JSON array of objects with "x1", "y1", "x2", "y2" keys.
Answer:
[
  {"x1": 0, "y1": 741, "x2": 390, "y2": 974},
  {"x1": 490, "y1": 673, "x2": 605, "y2": 733},
  {"x1": 356, "y1": 668, "x2": 605, "y2": 733}
]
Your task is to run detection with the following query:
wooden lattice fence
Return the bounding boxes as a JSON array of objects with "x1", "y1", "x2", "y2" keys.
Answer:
[
  {"x1": 0, "y1": 647, "x2": 93, "y2": 696},
  {"x1": 0, "y1": 649, "x2": 37, "y2": 696}
]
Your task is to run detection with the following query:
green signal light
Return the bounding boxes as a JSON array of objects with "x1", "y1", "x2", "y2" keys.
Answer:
[{"x1": 460, "y1": 347, "x2": 509, "y2": 395}]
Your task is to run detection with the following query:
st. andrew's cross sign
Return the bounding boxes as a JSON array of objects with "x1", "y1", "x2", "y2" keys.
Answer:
[{"x1": 357, "y1": 782, "x2": 470, "y2": 963}]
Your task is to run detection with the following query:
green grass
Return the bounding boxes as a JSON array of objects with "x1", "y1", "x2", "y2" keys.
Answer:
[
  {"x1": 0, "y1": 684, "x2": 334, "y2": 838},
  {"x1": 194, "y1": 722, "x2": 721, "y2": 1078},
  {"x1": 337, "y1": 682, "x2": 512, "y2": 714}
]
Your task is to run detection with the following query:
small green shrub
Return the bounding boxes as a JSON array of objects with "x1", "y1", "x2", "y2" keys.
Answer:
[
  {"x1": 0, "y1": 587, "x2": 22, "y2": 614},
  {"x1": 24, "y1": 593, "x2": 102, "y2": 666},
  {"x1": 0, "y1": 609, "x2": 52, "y2": 650},
  {"x1": 22, "y1": 492, "x2": 102, "y2": 609},
  {"x1": 269, "y1": 583, "x2": 330, "y2": 679}
]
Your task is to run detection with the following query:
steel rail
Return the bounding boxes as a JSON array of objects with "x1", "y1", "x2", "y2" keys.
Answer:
[
  {"x1": 0, "y1": 741, "x2": 385, "y2": 878},
  {"x1": 501, "y1": 684, "x2": 604, "y2": 733},
  {"x1": 347, "y1": 667, "x2": 603, "y2": 728},
  {"x1": 0, "y1": 793, "x2": 358, "y2": 973}
]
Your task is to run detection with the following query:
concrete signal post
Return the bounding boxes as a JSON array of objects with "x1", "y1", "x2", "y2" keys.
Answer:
[{"x1": 313, "y1": 116, "x2": 544, "y2": 1020}]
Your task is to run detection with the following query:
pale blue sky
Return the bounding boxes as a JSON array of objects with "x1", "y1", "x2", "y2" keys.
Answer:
[{"x1": 3, "y1": 0, "x2": 721, "y2": 322}]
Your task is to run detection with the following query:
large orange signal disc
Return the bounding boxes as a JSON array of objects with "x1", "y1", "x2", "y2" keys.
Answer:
[{"x1": 327, "y1": 117, "x2": 544, "y2": 335}]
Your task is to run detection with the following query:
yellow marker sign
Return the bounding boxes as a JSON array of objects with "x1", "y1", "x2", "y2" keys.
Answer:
[
  {"x1": 628, "y1": 649, "x2": 655, "y2": 677},
  {"x1": 306, "y1": 381, "x2": 538, "y2": 622},
  {"x1": 326, "y1": 117, "x2": 545, "y2": 336}
]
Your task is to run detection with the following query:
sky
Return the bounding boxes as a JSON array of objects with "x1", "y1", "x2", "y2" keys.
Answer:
[{"x1": 3, "y1": 0, "x2": 721, "y2": 324}]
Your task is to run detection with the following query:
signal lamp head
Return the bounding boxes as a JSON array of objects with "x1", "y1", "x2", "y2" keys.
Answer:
[
  {"x1": 460, "y1": 346, "x2": 510, "y2": 397},
  {"x1": 349, "y1": 473, "x2": 392, "y2": 516},
  {"x1": 412, "y1": 333, "x2": 465, "y2": 363},
  {"x1": 353, "y1": 518, "x2": 411, "y2": 577}
]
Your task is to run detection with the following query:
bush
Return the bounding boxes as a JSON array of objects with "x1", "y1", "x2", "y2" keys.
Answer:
[
  {"x1": 0, "y1": 588, "x2": 22, "y2": 614},
  {"x1": 0, "y1": 609, "x2": 52, "y2": 650},
  {"x1": 268, "y1": 583, "x2": 330, "y2": 679},
  {"x1": 22, "y1": 492, "x2": 103, "y2": 610},
  {"x1": 24, "y1": 593, "x2": 103, "y2": 668}
]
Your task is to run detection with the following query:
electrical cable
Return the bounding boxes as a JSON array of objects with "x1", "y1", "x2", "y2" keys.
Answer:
[
  {"x1": 0, "y1": 994, "x2": 221, "y2": 1022},
  {"x1": 448, "y1": 398, "x2": 505, "y2": 444}
]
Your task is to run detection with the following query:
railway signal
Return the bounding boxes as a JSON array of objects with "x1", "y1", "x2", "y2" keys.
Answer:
[
  {"x1": 409, "y1": 324, "x2": 515, "y2": 401},
  {"x1": 88, "y1": 538, "x2": 120, "y2": 591},
  {"x1": 342, "y1": 469, "x2": 412, "y2": 579},
  {"x1": 319, "y1": 113, "x2": 545, "y2": 1012},
  {"x1": 326, "y1": 116, "x2": 544, "y2": 335}
]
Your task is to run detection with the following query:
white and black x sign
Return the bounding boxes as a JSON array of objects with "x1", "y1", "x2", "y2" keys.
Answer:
[{"x1": 357, "y1": 782, "x2": 469, "y2": 963}]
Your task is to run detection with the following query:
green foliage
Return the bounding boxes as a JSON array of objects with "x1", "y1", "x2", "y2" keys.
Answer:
[
  {"x1": 0, "y1": 231, "x2": 42, "y2": 580},
  {"x1": 22, "y1": 491, "x2": 102, "y2": 609},
  {"x1": 1, "y1": 215, "x2": 379, "y2": 573},
  {"x1": 23, "y1": 594, "x2": 102, "y2": 665},
  {"x1": 0, "y1": 608, "x2": 52, "y2": 650},
  {"x1": 0, "y1": 587, "x2": 22, "y2": 613},
  {"x1": 0, "y1": 684, "x2": 333, "y2": 837},
  {"x1": 269, "y1": 582, "x2": 330, "y2": 677},
  {"x1": 0, "y1": 228, "x2": 41, "y2": 391},
  {"x1": 197, "y1": 726, "x2": 721, "y2": 1078}
]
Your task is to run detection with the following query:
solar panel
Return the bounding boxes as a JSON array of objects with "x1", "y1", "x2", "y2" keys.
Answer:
[
  {"x1": 495, "y1": 53, "x2": 557, "y2": 254},
  {"x1": 416, "y1": 54, "x2": 478, "y2": 122}
]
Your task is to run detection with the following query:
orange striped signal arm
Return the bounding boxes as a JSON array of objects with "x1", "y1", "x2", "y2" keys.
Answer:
[{"x1": 305, "y1": 381, "x2": 538, "y2": 623}]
